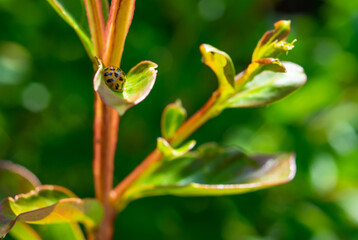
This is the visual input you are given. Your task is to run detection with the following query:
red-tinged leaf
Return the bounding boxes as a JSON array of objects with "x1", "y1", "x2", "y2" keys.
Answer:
[{"x1": 0, "y1": 186, "x2": 103, "y2": 239}]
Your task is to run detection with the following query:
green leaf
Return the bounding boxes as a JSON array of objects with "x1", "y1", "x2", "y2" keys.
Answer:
[
  {"x1": 121, "y1": 143, "x2": 296, "y2": 205},
  {"x1": 94, "y1": 58, "x2": 158, "y2": 115},
  {"x1": 161, "y1": 100, "x2": 187, "y2": 139},
  {"x1": 8, "y1": 222, "x2": 41, "y2": 240},
  {"x1": 157, "y1": 138, "x2": 196, "y2": 160},
  {"x1": 200, "y1": 44, "x2": 236, "y2": 93},
  {"x1": 32, "y1": 223, "x2": 85, "y2": 240},
  {"x1": 45, "y1": 0, "x2": 94, "y2": 59},
  {"x1": 252, "y1": 20, "x2": 295, "y2": 61},
  {"x1": 0, "y1": 161, "x2": 40, "y2": 200},
  {"x1": 228, "y1": 62, "x2": 306, "y2": 108},
  {"x1": 0, "y1": 186, "x2": 103, "y2": 239}
]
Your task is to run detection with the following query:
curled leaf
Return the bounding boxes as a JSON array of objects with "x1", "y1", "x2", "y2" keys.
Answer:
[
  {"x1": 0, "y1": 185, "x2": 103, "y2": 239},
  {"x1": 0, "y1": 160, "x2": 40, "y2": 199},
  {"x1": 228, "y1": 62, "x2": 306, "y2": 108},
  {"x1": 94, "y1": 58, "x2": 158, "y2": 115},
  {"x1": 252, "y1": 20, "x2": 294, "y2": 61},
  {"x1": 157, "y1": 137, "x2": 196, "y2": 160},
  {"x1": 161, "y1": 100, "x2": 187, "y2": 140},
  {"x1": 200, "y1": 44, "x2": 236, "y2": 93}
]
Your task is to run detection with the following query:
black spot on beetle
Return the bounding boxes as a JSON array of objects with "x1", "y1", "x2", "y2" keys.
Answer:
[
  {"x1": 114, "y1": 72, "x2": 119, "y2": 78},
  {"x1": 115, "y1": 83, "x2": 119, "y2": 90},
  {"x1": 104, "y1": 72, "x2": 113, "y2": 76},
  {"x1": 104, "y1": 68, "x2": 109, "y2": 71},
  {"x1": 119, "y1": 77, "x2": 123, "y2": 81},
  {"x1": 107, "y1": 79, "x2": 114, "y2": 83}
]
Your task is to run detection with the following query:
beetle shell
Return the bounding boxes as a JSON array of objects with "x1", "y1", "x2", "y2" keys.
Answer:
[{"x1": 103, "y1": 66, "x2": 126, "y2": 92}]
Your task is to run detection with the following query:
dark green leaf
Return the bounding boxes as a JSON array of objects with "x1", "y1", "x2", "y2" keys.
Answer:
[{"x1": 120, "y1": 143, "x2": 296, "y2": 206}]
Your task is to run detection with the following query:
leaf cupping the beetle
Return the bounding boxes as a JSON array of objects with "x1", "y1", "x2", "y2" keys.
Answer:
[{"x1": 93, "y1": 58, "x2": 158, "y2": 115}]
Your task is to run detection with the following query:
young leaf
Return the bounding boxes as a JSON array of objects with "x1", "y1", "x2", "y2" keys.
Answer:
[
  {"x1": 161, "y1": 100, "x2": 187, "y2": 139},
  {"x1": 32, "y1": 223, "x2": 85, "y2": 240},
  {"x1": 228, "y1": 62, "x2": 306, "y2": 108},
  {"x1": 0, "y1": 160, "x2": 41, "y2": 199},
  {"x1": 252, "y1": 20, "x2": 295, "y2": 61},
  {"x1": 157, "y1": 138, "x2": 196, "y2": 160},
  {"x1": 200, "y1": 44, "x2": 236, "y2": 93},
  {"x1": 120, "y1": 143, "x2": 296, "y2": 207},
  {"x1": 45, "y1": 0, "x2": 94, "y2": 59},
  {"x1": 0, "y1": 185, "x2": 103, "y2": 239},
  {"x1": 94, "y1": 58, "x2": 158, "y2": 115},
  {"x1": 8, "y1": 222, "x2": 41, "y2": 240}
]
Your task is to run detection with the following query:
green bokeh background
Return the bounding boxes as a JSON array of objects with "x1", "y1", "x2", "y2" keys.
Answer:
[{"x1": 1, "y1": 0, "x2": 358, "y2": 239}]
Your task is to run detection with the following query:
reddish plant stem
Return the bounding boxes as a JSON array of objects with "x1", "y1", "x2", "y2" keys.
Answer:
[
  {"x1": 111, "y1": 72, "x2": 248, "y2": 205},
  {"x1": 110, "y1": 91, "x2": 222, "y2": 202},
  {"x1": 93, "y1": 95, "x2": 119, "y2": 240},
  {"x1": 91, "y1": 0, "x2": 135, "y2": 239}
]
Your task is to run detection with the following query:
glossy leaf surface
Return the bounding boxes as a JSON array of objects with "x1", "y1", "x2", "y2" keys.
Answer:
[
  {"x1": 161, "y1": 100, "x2": 187, "y2": 139},
  {"x1": 122, "y1": 144, "x2": 296, "y2": 204},
  {"x1": 228, "y1": 62, "x2": 306, "y2": 108},
  {"x1": 94, "y1": 59, "x2": 158, "y2": 115}
]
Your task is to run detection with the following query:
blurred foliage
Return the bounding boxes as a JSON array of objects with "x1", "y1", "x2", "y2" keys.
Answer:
[{"x1": 0, "y1": 0, "x2": 358, "y2": 239}]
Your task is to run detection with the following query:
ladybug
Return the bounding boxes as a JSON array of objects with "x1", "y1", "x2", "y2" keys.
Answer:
[{"x1": 103, "y1": 66, "x2": 126, "y2": 92}]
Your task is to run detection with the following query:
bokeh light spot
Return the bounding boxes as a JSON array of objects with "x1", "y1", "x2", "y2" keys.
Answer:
[
  {"x1": 22, "y1": 83, "x2": 51, "y2": 112},
  {"x1": 0, "y1": 42, "x2": 31, "y2": 85},
  {"x1": 310, "y1": 153, "x2": 338, "y2": 195},
  {"x1": 198, "y1": 0, "x2": 225, "y2": 21}
]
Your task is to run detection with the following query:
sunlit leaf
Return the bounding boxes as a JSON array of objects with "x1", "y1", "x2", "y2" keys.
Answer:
[
  {"x1": 45, "y1": 0, "x2": 94, "y2": 58},
  {"x1": 0, "y1": 185, "x2": 103, "y2": 239},
  {"x1": 200, "y1": 44, "x2": 236, "y2": 93},
  {"x1": 252, "y1": 20, "x2": 295, "y2": 61},
  {"x1": 8, "y1": 222, "x2": 41, "y2": 240},
  {"x1": 32, "y1": 223, "x2": 85, "y2": 240},
  {"x1": 228, "y1": 62, "x2": 306, "y2": 108},
  {"x1": 94, "y1": 58, "x2": 158, "y2": 115},
  {"x1": 157, "y1": 138, "x2": 196, "y2": 160},
  {"x1": 0, "y1": 160, "x2": 40, "y2": 200},
  {"x1": 161, "y1": 100, "x2": 187, "y2": 139},
  {"x1": 120, "y1": 143, "x2": 296, "y2": 207}
]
